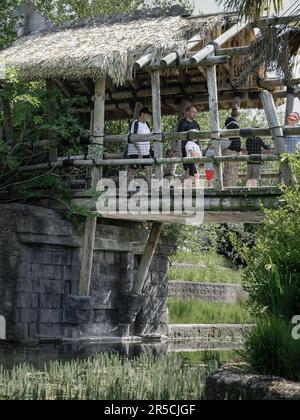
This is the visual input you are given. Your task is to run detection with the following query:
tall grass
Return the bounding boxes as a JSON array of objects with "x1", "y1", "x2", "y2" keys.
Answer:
[
  {"x1": 240, "y1": 318, "x2": 300, "y2": 381},
  {"x1": 169, "y1": 252, "x2": 242, "y2": 284},
  {"x1": 168, "y1": 300, "x2": 252, "y2": 324},
  {"x1": 0, "y1": 352, "x2": 234, "y2": 400}
]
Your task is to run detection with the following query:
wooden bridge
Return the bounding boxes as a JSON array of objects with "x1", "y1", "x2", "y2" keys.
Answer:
[{"x1": 1, "y1": 4, "x2": 299, "y2": 297}]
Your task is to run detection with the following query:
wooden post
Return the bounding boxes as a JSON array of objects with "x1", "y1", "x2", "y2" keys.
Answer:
[
  {"x1": 79, "y1": 77, "x2": 105, "y2": 296},
  {"x1": 207, "y1": 65, "x2": 223, "y2": 189},
  {"x1": 151, "y1": 70, "x2": 163, "y2": 180},
  {"x1": 133, "y1": 223, "x2": 163, "y2": 295},
  {"x1": 260, "y1": 90, "x2": 294, "y2": 186}
]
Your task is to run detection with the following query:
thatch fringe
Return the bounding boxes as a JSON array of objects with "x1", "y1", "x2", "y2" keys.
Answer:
[{"x1": 0, "y1": 14, "x2": 226, "y2": 85}]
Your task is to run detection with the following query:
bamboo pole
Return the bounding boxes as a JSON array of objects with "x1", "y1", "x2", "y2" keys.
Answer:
[
  {"x1": 160, "y1": 30, "x2": 224, "y2": 67},
  {"x1": 189, "y1": 21, "x2": 248, "y2": 65},
  {"x1": 134, "y1": 53, "x2": 152, "y2": 71},
  {"x1": 79, "y1": 77, "x2": 106, "y2": 296},
  {"x1": 18, "y1": 154, "x2": 279, "y2": 172},
  {"x1": 132, "y1": 223, "x2": 163, "y2": 295},
  {"x1": 207, "y1": 65, "x2": 223, "y2": 189},
  {"x1": 260, "y1": 90, "x2": 294, "y2": 187},
  {"x1": 151, "y1": 70, "x2": 163, "y2": 180}
]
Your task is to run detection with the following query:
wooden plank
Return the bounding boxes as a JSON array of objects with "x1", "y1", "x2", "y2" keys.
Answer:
[
  {"x1": 207, "y1": 65, "x2": 223, "y2": 189},
  {"x1": 190, "y1": 21, "x2": 248, "y2": 65},
  {"x1": 53, "y1": 78, "x2": 73, "y2": 98},
  {"x1": 260, "y1": 90, "x2": 294, "y2": 187},
  {"x1": 133, "y1": 223, "x2": 163, "y2": 295},
  {"x1": 151, "y1": 70, "x2": 163, "y2": 180},
  {"x1": 259, "y1": 78, "x2": 300, "y2": 89},
  {"x1": 79, "y1": 77, "x2": 105, "y2": 296}
]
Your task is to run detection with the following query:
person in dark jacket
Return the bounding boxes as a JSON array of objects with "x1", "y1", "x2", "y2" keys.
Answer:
[
  {"x1": 223, "y1": 108, "x2": 241, "y2": 187},
  {"x1": 246, "y1": 135, "x2": 271, "y2": 188},
  {"x1": 177, "y1": 105, "x2": 200, "y2": 178}
]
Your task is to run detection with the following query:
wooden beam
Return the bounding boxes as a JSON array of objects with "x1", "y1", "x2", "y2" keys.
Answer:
[
  {"x1": 79, "y1": 79, "x2": 93, "y2": 96},
  {"x1": 53, "y1": 78, "x2": 73, "y2": 97},
  {"x1": 260, "y1": 90, "x2": 294, "y2": 187},
  {"x1": 207, "y1": 65, "x2": 223, "y2": 189},
  {"x1": 79, "y1": 77, "x2": 105, "y2": 296},
  {"x1": 151, "y1": 70, "x2": 163, "y2": 180},
  {"x1": 149, "y1": 55, "x2": 230, "y2": 70},
  {"x1": 103, "y1": 126, "x2": 300, "y2": 144},
  {"x1": 259, "y1": 78, "x2": 300, "y2": 89},
  {"x1": 257, "y1": 14, "x2": 300, "y2": 27},
  {"x1": 133, "y1": 223, "x2": 163, "y2": 295},
  {"x1": 216, "y1": 46, "x2": 250, "y2": 56},
  {"x1": 18, "y1": 154, "x2": 280, "y2": 172},
  {"x1": 190, "y1": 21, "x2": 248, "y2": 65}
]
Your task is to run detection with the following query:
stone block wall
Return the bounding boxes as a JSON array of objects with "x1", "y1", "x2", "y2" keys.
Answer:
[{"x1": 0, "y1": 204, "x2": 175, "y2": 342}]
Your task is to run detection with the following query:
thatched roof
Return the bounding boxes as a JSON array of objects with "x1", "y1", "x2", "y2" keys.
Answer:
[{"x1": 0, "y1": 6, "x2": 227, "y2": 85}]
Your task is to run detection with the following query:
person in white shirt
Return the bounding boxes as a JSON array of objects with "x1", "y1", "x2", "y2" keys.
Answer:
[
  {"x1": 127, "y1": 107, "x2": 152, "y2": 185},
  {"x1": 185, "y1": 136, "x2": 202, "y2": 188}
]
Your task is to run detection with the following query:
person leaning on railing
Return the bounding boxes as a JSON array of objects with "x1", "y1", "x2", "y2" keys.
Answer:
[
  {"x1": 284, "y1": 112, "x2": 300, "y2": 154},
  {"x1": 127, "y1": 107, "x2": 153, "y2": 185},
  {"x1": 223, "y1": 107, "x2": 242, "y2": 187},
  {"x1": 177, "y1": 105, "x2": 200, "y2": 179},
  {"x1": 246, "y1": 134, "x2": 271, "y2": 188}
]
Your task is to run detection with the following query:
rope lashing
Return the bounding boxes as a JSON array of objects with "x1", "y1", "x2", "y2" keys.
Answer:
[{"x1": 208, "y1": 41, "x2": 219, "y2": 54}]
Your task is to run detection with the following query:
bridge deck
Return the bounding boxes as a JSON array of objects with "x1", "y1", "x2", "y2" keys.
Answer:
[{"x1": 70, "y1": 187, "x2": 283, "y2": 224}]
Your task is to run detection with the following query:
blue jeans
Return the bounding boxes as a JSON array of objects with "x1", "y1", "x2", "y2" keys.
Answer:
[{"x1": 285, "y1": 136, "x2": 300, "y2": 154}]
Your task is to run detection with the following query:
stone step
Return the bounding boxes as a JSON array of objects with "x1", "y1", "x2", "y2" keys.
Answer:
[
  {"x1": 168, "y1": 281, "x2": 247, "y2": 303},
  {"x1": 168, "y1": 324, "x2": 254, "y2": 344}
]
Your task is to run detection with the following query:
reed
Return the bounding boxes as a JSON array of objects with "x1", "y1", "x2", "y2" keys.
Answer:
[{"x1": 0, "y1": 352, "x2": 233, "y2": 400}]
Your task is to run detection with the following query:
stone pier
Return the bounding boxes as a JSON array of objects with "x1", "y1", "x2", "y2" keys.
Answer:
[{"x1": 0, "y1": 204, "x2": 174, "y2": 342}]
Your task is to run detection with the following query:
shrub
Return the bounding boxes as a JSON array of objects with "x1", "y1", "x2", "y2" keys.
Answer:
[
  {"x1": 241, "y1": 153, "x2": 300, "y2": 380},
  {"x1": 240, "y1": 317, "x2": 300, "y2": 381}
]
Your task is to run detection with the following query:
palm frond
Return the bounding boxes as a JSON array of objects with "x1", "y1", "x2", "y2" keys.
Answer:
[{"x1": 218, "y1": 0, "x2": 284, "y2": 21}]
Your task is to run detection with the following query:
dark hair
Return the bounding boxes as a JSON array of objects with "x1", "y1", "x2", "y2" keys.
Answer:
[
  {"x1": 186, "y1": 104, "x2": 197, "y2": 113},
  {"x1": 139, "y1": 107, "x2": 152, "y2": 116},
  {"x1": 231, "y1": 107, "x2": 241, "y2": 118}
]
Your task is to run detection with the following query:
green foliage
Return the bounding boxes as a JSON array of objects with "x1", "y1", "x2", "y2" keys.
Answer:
[
  {"x1": 169, "y1": 251, "x2": 243, "y2": 284},
  {"x1": 218, "y1": 0, "x2": 284, "y2": 21},
  {"x1": 243, "y1": 154, "x2": 300, "y2": 319},
  {"x1": 240, "y1": 317, "x2": 300, "y2": 381},
  {"x1": 215, "y1": 224, "x2": 257, "y2": 267},
  {"x1": 168, "y1": 300, "x2": 252, "y2": 324},
  {"x1": 240, "y1": 153, "x2": 300, "y2": 380}
]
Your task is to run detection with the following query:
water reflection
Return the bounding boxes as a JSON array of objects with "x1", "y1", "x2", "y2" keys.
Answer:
[{"x1": 0, "y1": 339, "x2": 237, "y2": 370}]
